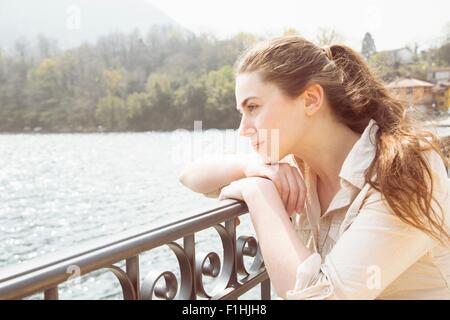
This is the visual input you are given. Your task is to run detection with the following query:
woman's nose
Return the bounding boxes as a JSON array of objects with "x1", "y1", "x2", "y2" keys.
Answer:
[{"x1": 238, "y1": 117, "x2": 256, "y2": 137}]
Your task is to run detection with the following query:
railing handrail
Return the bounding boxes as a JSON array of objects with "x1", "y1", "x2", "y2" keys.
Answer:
[{"x1": 0, "y1": 200, "x2": 270, "y2": 300}]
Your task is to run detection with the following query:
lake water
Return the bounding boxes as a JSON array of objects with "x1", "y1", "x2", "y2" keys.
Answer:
[
  {"x1": 1, "y1": 126, "x2": 449, "y2": 299},
  {"x1": 0, "y1": 129, "x2": 267, "y2": 299}
]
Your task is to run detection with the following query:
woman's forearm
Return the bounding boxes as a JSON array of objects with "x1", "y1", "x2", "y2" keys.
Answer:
[
  {"x1": 178, "y1": 154, "x2": 249, "y2": 194},
  {"x1": 244, "y1": 180, "x2": 312, "y2": 298}
]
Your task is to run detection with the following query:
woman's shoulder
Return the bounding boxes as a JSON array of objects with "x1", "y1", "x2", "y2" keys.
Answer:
[
  {"x1": 361, "y1": 147, "x2": 449, "y2": 220},
  {"x1": 421, "y1": 147, "x2": 449, "y2": 194}
]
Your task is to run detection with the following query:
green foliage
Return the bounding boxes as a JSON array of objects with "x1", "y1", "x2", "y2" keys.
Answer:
[
  {"x1": 0, "y1": 26, "x2": 250, "y2": 132},
  {"x1": 368, "y1": 47, "x2": 442, "y2": 83},
  {"x1": 283, "y1": 28, "x2": 300, "y2": 36},
  {"x1": 436, "y1": 43, "x2": 450, "y2": 66},
  {"x1": 0, "y1": 26, "x2": 448, "y2": 132},
  {"x1": 204, "y1": 65, "x2": 239, "y2": 128},
  {"x1": 95, "y1": 95, "x2": 128, "y2": 130}
]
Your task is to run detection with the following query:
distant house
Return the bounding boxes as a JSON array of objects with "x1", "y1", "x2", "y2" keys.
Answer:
[
  {"x1": 387, "y1": 78, "x2": 434, "y2": 113},
  {"x1": 427, "y1": 67, "x2": 450, "y2": 84},
  {"x1": 432, "y1": 82, "x2": 450, "y2": 113}
]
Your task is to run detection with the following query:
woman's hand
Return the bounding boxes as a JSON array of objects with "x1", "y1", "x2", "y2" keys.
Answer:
[
  {"x1": 218, "y1": 177, "x2": 271, "y2": 226},
  {"x1": 243, "y1": 161, "x2": 307, "y2": 217},
  {"x1": 218, "y1": 177, "x2": 259, "y2": 202}
]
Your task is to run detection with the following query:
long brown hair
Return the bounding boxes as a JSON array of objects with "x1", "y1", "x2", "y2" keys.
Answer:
[{"x1": 234, "y1": 35, "x2": 449, "y2": 244}]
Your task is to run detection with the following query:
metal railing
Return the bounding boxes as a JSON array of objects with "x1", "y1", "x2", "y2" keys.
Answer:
[{"x1": 0, "y1": 200, "x2": 271, "y2": 300}]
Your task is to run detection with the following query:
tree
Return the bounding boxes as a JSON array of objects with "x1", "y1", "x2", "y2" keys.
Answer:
[
  {"x1": 316, "y1": 28, "x2": 345, "y2": 46},
  {"x1": 103, "y1": 69, "x2": 127, "y2": 97},
  {"x1": 95, "y1": 95, "x2": 128, "y2": 131},
  {"x1": 36, "y1": 35, "x2": 59, "y2": 61},
  {"x1": 126, "y1": 92, "x2": 150, "y2": 130},
  {"x1": 28, "y1": 58, "x2": 65, "y2": 129},
  {"x1": 144, "y1": 73, "x2": 177, "y2": 130},
  {"x1": 283, "y1": 28, "x2": 300, "y2": 36},
  {"x1": 361, "y1": 32, "x2": 377, "y2": 61},
  {"x1": 174, "y1": 77, "x2": 208, "y2": 128},
  {"x1": 204, "y1": 65, "x2": 239, "y2": 128},
  {"x1": 436, "y1": 43, "x2": 450, "y2": 66},
  {"x1": 442, "y1": 22, "x2": 450, "y2": 44},
  {"x1": 368, "y1": 52, "x2": 399, "y2": 82}
]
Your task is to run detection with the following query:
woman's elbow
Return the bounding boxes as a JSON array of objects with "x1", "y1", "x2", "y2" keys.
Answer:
[
  {"x1": 178, "y1": 168, "x2": 203, "y2": 193},
  {"x1": 178, "y1": 168, "x2": 192, "y2": 188}
]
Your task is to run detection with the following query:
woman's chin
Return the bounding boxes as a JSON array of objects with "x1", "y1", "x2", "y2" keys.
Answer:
[
  {"x1": 251, "y1": 143, "x2": 282, "y2": 164},
  {"x1": 258, "y1": 152, "x2": 281, "y2": 165}
]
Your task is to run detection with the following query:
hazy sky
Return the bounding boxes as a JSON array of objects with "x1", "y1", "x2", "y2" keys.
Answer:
[{"x1": 147, "y1": 0, "x2": 449, "y2": 51}]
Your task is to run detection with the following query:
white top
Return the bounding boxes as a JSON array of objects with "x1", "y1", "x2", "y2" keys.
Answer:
[{"x1": 285, "y1": 119, "x2": 450, "y2": 299}]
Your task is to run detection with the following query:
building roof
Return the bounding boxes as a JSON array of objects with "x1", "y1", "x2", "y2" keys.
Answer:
[{"x1": 387, "y1": 78, "x2": 434, "y2": 88}]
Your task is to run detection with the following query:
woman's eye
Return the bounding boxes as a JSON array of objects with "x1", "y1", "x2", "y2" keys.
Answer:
[{"x1": 248, "y1": 104, "x2": 257, "y2": 113}]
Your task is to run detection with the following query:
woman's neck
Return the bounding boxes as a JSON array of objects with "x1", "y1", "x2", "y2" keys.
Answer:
[{"x1": 293, "y1": 122, "x2": 361, "y2": 192}]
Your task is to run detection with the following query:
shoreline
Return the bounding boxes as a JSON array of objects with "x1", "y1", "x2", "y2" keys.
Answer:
[{"x1": 1, "y1": 115, "x2": 450, "y2": 135}]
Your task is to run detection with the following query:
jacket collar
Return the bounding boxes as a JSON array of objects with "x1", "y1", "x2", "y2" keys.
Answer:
[{"x1": 338, "y1": 118, "x2": 379, "y2": 190}]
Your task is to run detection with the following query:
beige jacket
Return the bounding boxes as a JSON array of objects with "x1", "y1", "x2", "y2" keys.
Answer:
[{"x1": 285, "y1": 119, "x2": 450, "y2": 299}]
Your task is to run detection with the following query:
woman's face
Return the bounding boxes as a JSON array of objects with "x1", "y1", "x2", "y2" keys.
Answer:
[{"x1": 235, "y1": 72, "x2": 306, "y2": 163}]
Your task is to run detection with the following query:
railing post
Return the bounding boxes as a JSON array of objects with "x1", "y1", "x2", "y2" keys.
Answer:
[
  {"x1": 225, "y1": 219, "x2": 238, "y2": 288},
  {"x1": 44, "y1": 286, "x2": 59, "y2": 300},
  {"x1": 183, "y1": 234, "x2": 197, "y2": 300},
  {"x1": 261, "y1": 279, "x2": 271, "y2": 300},
  {"x1": 126, "y1": 256, "x2": 140, "y2": 300}
]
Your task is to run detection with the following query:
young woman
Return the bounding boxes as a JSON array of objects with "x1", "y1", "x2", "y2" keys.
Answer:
[{"x1": 179, "y1": 36, "x2": 450, "y2": 299}]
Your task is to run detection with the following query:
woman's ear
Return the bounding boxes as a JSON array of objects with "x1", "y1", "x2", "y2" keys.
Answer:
[{"x1": 303, "y1": 83, "x2": 324, "y2": 116}]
